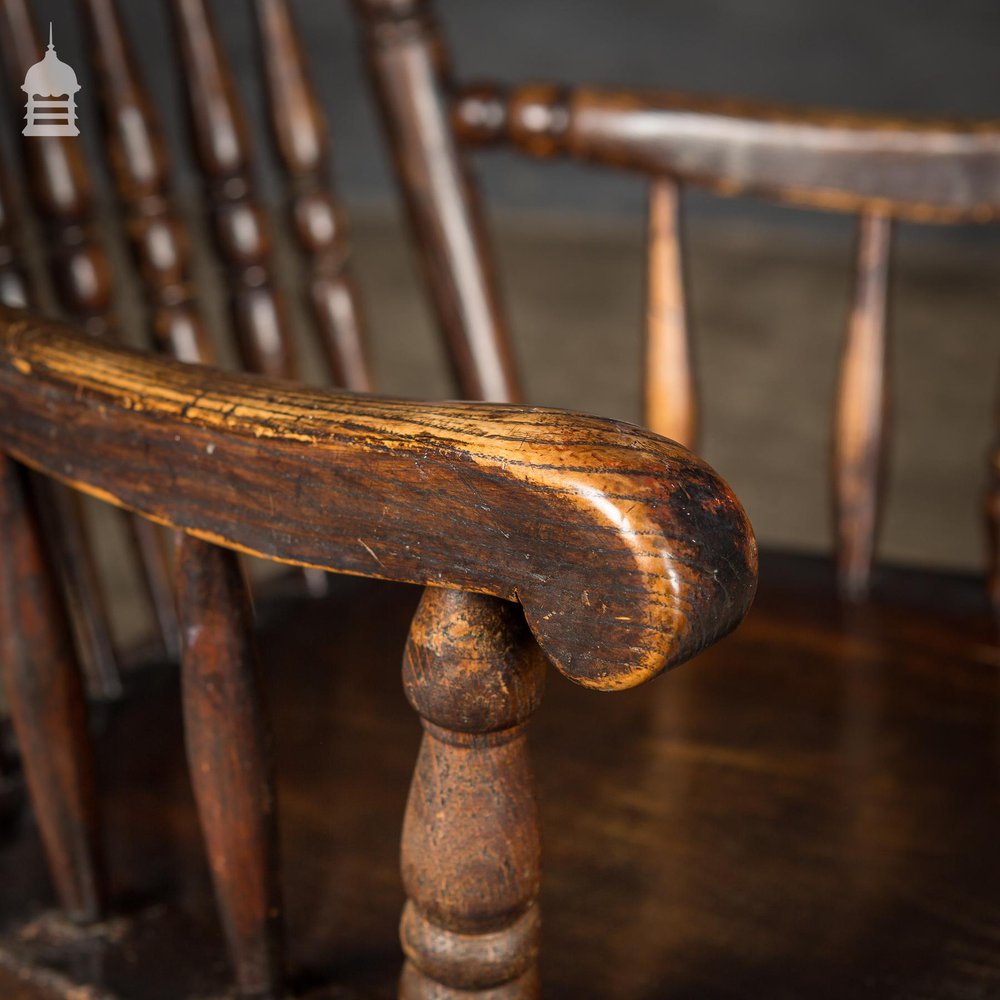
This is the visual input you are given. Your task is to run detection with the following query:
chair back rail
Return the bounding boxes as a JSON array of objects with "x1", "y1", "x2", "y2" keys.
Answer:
[
  {"x1": 0, "y1": 308, "x2": 755, "y2": 996},
  {"x1": 254, "y1": 0, "x2": 373, "y2": 393},
  {"x1": 353, "y1": 0, "x2": 999, "y2": 601}
]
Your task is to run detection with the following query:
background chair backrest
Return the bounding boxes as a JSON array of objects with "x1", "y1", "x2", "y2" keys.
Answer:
[{"x1": 351, "y1": 0, "x2": 1000, "y2": 611}]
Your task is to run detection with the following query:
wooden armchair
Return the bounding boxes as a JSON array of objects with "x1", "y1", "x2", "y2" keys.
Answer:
[{"x1": 0, "y1": 311, "x2": 754, "y2": 996}]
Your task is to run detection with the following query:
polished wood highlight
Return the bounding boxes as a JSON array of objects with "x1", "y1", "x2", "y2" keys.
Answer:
[
  {"x1": 169, "y1": 0, "x2": 296, "y2": 379},
  {"x1": 833, "y1": 212, "x2": 892, "y2": 601},
  {"x1": 0, "y1": 311, "x2": 756, "y2": 691},
  {"x1": 254, "y1": 0, "x2": 372, "y2": 392},
  {"x1": 644, "y1": 176, "x2": 696, "y2": 448},
  {"x1": 177, "y1": 535, "x2": 283, "y2": 1000},
  {"x1": 0, "y1": 457, "x2": 104, "y2": 923},
  {"x1": 453, "y1": 83, "x2": 1000, "y2": 223},
  {"x1": 353, "y1": 0, "x2": 521, "y2": 403},
  {"x1": 400, "y1": 589, "x2": 544, "y2": 998}
]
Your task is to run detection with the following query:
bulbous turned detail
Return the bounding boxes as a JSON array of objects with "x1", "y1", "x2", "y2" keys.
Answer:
[{"x1": 400, "y1": 588, "x2": 543, "y2": 998}]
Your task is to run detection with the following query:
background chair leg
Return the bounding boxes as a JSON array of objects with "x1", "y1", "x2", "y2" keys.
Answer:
[
  {"x1": 0, "y1": 458, "x2": 105, "y2": 922},
  {"x1": 399, "y1": 588, "x2": 545, "y2": 999},
  {"x1": 177, "y1": 534, "x2": 283, "y2": 1000}
]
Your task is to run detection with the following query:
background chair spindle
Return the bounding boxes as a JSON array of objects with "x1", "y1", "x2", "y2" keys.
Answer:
[
  {"x1": 645, "y1": 174, "x2": 697, "y2": 449},
  {"x1": 0, "y1": 154, "x2": 118, "y2": 698},
  {"x1": 0, "y1": 457, "x2": 105, "y2": 922},
  {"x1": 254, "y1": 0, "x2": 373, "y2": 392},
  {"x1": 400, "y1": 588, "x2": 544, "y2": 998},
  {"x1": 177, "y1": 534, "x2": 283, "y2": 1000},
  {"x1": 833, "y1": 210, "x2": 893, "y2": 601},
  {"x1": 168, "y1": 0, "x2": 295, "y2": 381},
  {"x1": 81, "y1": 0, "x2": 215, "y2": 367},
  {"x1": 353, "y1": 0, "x2": 521, "y2": 403},
  {"x1": 0, "y1": 0, "x2": 180, "y2": 660}
]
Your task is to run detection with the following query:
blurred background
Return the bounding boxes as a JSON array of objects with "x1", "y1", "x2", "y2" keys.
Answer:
[{"x1": 5, "y1": 0, "x2": 999, "y2": 591}]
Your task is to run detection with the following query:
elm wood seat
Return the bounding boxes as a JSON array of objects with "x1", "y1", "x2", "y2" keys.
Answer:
[
  {"x1": 351, "y1": 0, "x2": 1000, "y2": 610},
  {"x1": 1, "y1": 551, "x2": 997, "y2": 1000},
  {"x1": 0, "y1": 312, "x2": 755, "y2": 998}
]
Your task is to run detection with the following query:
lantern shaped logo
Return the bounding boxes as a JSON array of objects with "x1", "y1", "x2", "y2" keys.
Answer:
[{"x1": 22, "y1": 24, "x2": 80, "y2": 137}]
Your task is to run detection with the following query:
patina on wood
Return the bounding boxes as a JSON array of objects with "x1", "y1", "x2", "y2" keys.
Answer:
[
  {"x1": 0, "y1": 309, "x2": 756, "y2": 691},
  {"x1": 453, "y1": 82, "x2": 1000, "y2": 223}
]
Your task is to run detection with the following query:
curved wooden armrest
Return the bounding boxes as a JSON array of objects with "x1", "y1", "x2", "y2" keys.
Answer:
[
  {"x1": 0, "y1": 308, "x2": 756, "y2": 690},
  {"x1": 453, "y1": 83, "x2": 1000, "y2": 223}
]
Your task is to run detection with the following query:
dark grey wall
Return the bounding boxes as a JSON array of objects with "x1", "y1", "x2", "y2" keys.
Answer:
[{"x1": 9, "y1": 0, "x2": 1000, "y2": 227}]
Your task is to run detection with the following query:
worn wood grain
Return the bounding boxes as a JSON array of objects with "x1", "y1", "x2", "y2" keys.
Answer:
[
  {"x1": 400, "y1": 589, "x2": 544, "y2": 998},
  {"x1": 453, "y1": 83, "x2": 1000, "y2": 223},
  {"x1": 0, "y1": 310, "x2": 756, "y2": 691}
]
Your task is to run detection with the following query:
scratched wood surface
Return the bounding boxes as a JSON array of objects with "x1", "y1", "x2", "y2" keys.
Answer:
[{"x1": 0, "y1": 310, "x2": 755, "y2": 691}]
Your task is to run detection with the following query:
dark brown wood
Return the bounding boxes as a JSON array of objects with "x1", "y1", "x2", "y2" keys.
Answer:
[
  {"x1": 0, "y1": 457, "x2": 104, "y2": 923},
  {"x1": 0, "y1": 310, "x2": 756, "y2": 691},
  {"x1": 453, "y1": 82, "x2": 1000, "y2": 223},
  {"x1": 352, "y1": 0, "x2": 521, "y2": 403},
  {"x1": 80, "y1": 0, "x2": 215, "y2": 366},
  {"x1": 2, "y1": 552, "x2": 997, "y2": 999},
  {"x1": 400, "y1": 588, "x2": 543, "y2": 998},
  {"x1": 254, "y1": 0, "x2": 372, "y2": 392},
  {"x1": 833, "y1": 212, "x2": 893, "y2": 601},
  {"x1": 177, "y1": 534, "x2": 282, "y2": 1000},
  {"x1": 644, "y1": 175, "x2": 696, "y2": 448},
  {"x1": 989, "y1": 389, "x2": 1000, "y2": 624},
  {"x1": 0, "y1": 0, "x2": 180, "y2": 659},
  {"x1": 0, "y1": 156, "x2": 119, "y2": 698},
  {"x1": 168, "y1": 0, "x2": 296, "y2": 380}
]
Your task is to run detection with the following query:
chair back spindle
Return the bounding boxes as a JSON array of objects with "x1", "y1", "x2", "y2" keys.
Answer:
[
  {"x1": 833, "y1": 211, "x2": 893, "y2": 600},
  {"x1": 645, "y1": 174, "x2": 696, "y2": 449},
  {"x1": 168, "y1": 0, "x2": 295, "y2": 380},
  {"x1": 254, "y1": 0, "x2": 372, "y2": 392},
  {"x1": 353, "y1": 0, "x2": 521, "y2": 403},
  {"x1": 0, "y1": 455, "x2": 105, "y2": 922}
]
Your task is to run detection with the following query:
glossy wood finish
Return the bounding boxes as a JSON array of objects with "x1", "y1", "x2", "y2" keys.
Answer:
[
  {"x1": 0, "y1": 157, "x2": 118, "y2": 699},
  {"x1": 177, "y1": 535, "x2": 282, "y2": 1000},
  {"x1": 169, "y1": 0, "x2": 295, "y2": 380},
  {"x1": 833, "y1": 213, "x2": 892, "y2": 601},
  {"x1": 453, "y1": 83, "x2": 1000, "y2": 223},
  {"x1": 0, "y1": 311, "x2": 756, "y2": 691},
  {"x1": 400, "y1": 589, "x2": 544, "y2": 998},
  {"x1": 80, "y1": 0, "x2": 214, "y2": 367},
  {"x1": 0, "y1": 458, "x2": 104, "y2": 924},
  {"x1": 353, "y1": 0, "x2": 521, "y2": 403},
  {"x1": 644, "y1": 176, "x2": 696, "y2": 448},
  {"x1": 254, "y1": 0, "x2": 372, "y2": 392}
]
